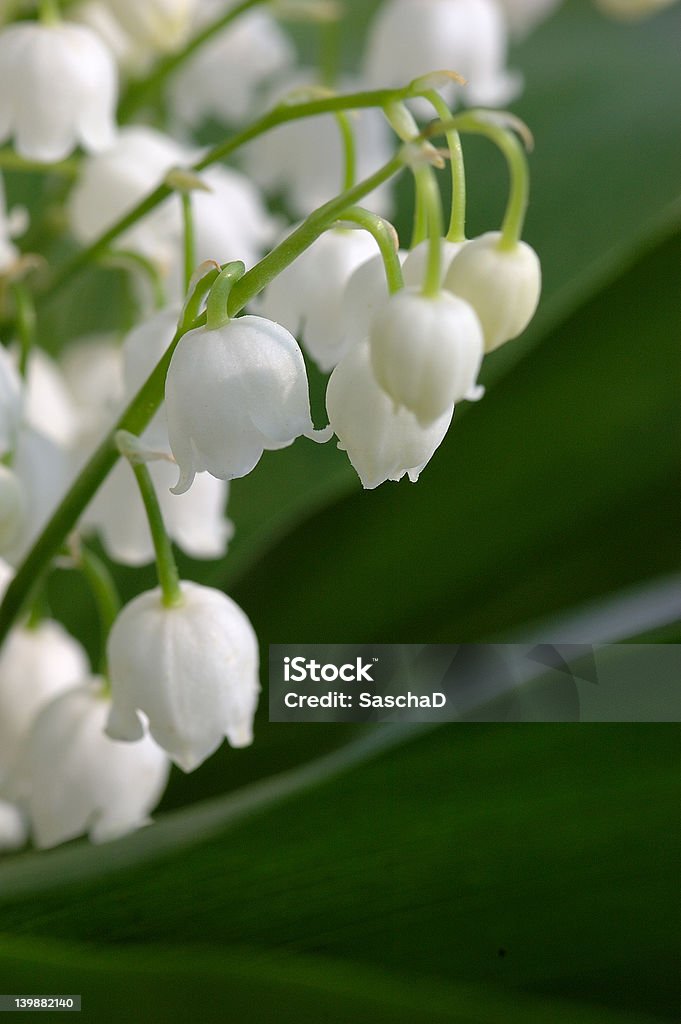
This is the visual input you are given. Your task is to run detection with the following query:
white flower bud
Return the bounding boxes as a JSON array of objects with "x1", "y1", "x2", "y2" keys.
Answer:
[
  {"x1": 166, "y1": 315, "x2": 329, "y2": 492},
  {"x1": 330, "y1": 251, "x2": 407, "y2": 366},
  {"x1": 6, "y1": 680, "x2": 169, "y2": 849},
  {"x1": 327, "y1": 341, "x2": 454, "y2": 489},
  {"x1": 106, "y1": 582, "x2": 260, "y2": 772},
  {"x1": 402, "y1": 238, "x2": 466, "y2": 289},
  {"x1": 363, "y1": 0, "x2": 521, "y2": 112},
  {"x1": 0, "y1": 620, "x2": 89, "y2": 783},
  {"x1": 444, "y1": 231, "x2": 541, "y2": 352},
  {"x1": 0, "y1": 464, "x2": 26, "y2": 554},
  {"x1": 0, "y1": 22, "x2": 117, "y2": 162},
  {"x1": 369, "y1": 288, "x2": 484, "y2": 426},
  {"x1": 0, "y1": 800, "x2": 26, "y2": 851}
]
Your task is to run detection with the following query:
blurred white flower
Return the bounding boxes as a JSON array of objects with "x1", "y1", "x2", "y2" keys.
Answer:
[
  {"x1": 239, "y1": 71, "x2": 395, "y2": 217},
  {"x1": 108, "y1": 0, "x2": 199, "y2": 52},
  {"x1": 24, "y1": 348, "x2": 81, "y2": 448},
  {"x1": 69, "y1": 126, "x2": 275, "y2": 296},
  {"x1": 106, "y1": 581, "x2": 260, "y2": 772},
  {"x1": 401, "y1": 238, "x2": 465, "y2": 289},
  {"x1": 0, "y1": 173, "x2": 27, "y2": 274},
  {"x1": 258, "y1": 227, "x2": 379, "y2": 372},
  {"x1": 6, "y1": 679, "x2": 170, "y2": 848},
  {"x1": 0, "y1": 21, "x2": 117, "y2": 162},
  {"x1": 327, "y1": 340, "x2": 454, "y2": 488},
  {"x1": 166, "y1": 314, "x2": 330, "y2": 492},
  {"x1": 0, "y1": 618, "x2": 89, "y2": 784},
  {"x1": 443, "y1": 231, "x2": 541, "y2": 352},
  {"x1": 363, "y1": 0, "x2": 521, "y2": 111},
  {"x1": 0, "y1": 342, "x2": 22, "y2": 458},
  {"x1": 369, "y1": 287, "x2": 484, "y2": 426},
  {"x1": 169, "y1": 0, "x2": 295, "y2": 127},
  {"x1": 0, "y1": 800, "x2": 26, "y2": 851}
]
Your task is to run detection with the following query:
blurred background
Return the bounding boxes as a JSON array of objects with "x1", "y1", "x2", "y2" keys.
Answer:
[{"x1": 1, "y1": 0, "x2": 680, "y2": 1020}]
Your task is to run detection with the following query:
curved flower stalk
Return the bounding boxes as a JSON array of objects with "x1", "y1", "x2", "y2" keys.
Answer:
[
  {"x1": 0, "y1": 20, "x2": 117, "y2": 162},
  {"x1": 106, "y1": 581, "x2": 260, "y2": 772},
  {"x1": 5, "y1": 679, "x2": 170, "y2": 848},
  {"x1": 327, "y1": 340, "x2": 454, "y2": 489}
]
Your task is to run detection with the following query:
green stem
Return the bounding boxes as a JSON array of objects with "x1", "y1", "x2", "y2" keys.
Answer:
[
  {"x1": 0, "y1": 149, "x2": 78, "y2": 178},
  {"x1": 180, "y1": 192, "x2": 195, "y2": 294},
  {"x1": 452, "y1": 111, "x2": 529, "y2": 250},
  {"x1": 411, "y1": 169, "x2": 429, "y2": 248},
  {"x1": 205, "y1": 261, "x2": 246, "y2": 330},
  {"x1": 415, "y1": 165, "x2": 443, "y2": 298},
  {"x1": 339, "y1": 207, "x2": 403, "y2": 294},
  {"x1": 39, "y1": 0, "x2": 60, "y2": 24},
  {"x1": 43, "y1": 87, "x2": 410, "y2": 303},
  {"x1": 335, "y1": 112, "x2": 357, "y2": 193},
  {"x1": 11, "y1": 283, "x2": 36, "y2": 378},
  {"x1": 423, "y1": 91, "x2": 466, "y2": 243},
  {"x1": 319, "y1": 16, "x2": 340, "y2": 88},
  {"x1": 118, "y1": 0, "x2": 267, "y2": 121},
  {"x1": 76, "y1": 545, "x2": 120, "y2": 674},
  {"x1": 0, "y1": 154, "x2": 407, "y2": 645},
  {"x1": 129, "y1": 458, "x2": 182, "y2": 608}
]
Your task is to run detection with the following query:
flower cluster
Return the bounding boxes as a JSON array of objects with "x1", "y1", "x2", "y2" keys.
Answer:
[{"x1": 0, "y1": 0, "x2": 674, "y2": 851}]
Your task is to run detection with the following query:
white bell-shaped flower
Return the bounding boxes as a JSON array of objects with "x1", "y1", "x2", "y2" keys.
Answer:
[
  {"x1": 0, "y1": 342, "x2": 22, "y2": 459},
  {"x1": 24, "y1": 348, "x2": 81, "y2": 448},
  {"x1": 0, "y1": 619, "x2": 89, "y2": 784},
  {"x1": 69, "y1": 126, "x2": 275, "y2": 294},
  {"x1": 402, "y1": 238, "x2": 466, "y2": 289},
  {"x1": 330, "y1": 250, "x2": 408, "y2": 368},
  {"x1": 0, "y1": 21, "x2": 117, "y2": 162},
  {"x1": 169, "y1": 0, "x2": 294, "y2": 127},
  {"x1": 327, "y1": 340, "x2": 454, "y2": 489},
  {"x1": 239, "y1": 71, "x2": 395, "y2": 218},
  {"x1": 108, "y1": 0, "x2": 198, "y2": 52},
  {"x1": 258, "y1": 228, "x2": 379, "y2": 372},
  {"x1": 369, "y1": 287, "x2": 484, "y2": 426},
  {"x1": 6, "y1": 679, "x2": 170, "y2": 848},
  {"x1": 363, "y1": 0, "x2": 520, "y2": 111},
  {"x1": 166, "y1": 314, "x2": 329, "y2": 492},
  {"x1": 106, "y1": 581, "x2": 260, "y2": 772},
  {"x1": 443, "y1": 231, "x2": 541, "y2": 352},
  {"x1": 0, "y1": 800, "x2": 26, "y2": 851}
]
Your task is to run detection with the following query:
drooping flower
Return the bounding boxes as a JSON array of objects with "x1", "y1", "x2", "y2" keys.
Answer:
[
  {"x1": 443, "y1": 231, "x2": 541, "y2": 352},
  {"x1": 168, "y1": 0, "x2": 295, "y2": 128},
  {"x1": 258, "y1": 227, "x2": 379, "y2": 372},
  {"x1": 326, "y1": 340, "x2": 454, "y2": 488},
  {"x1": 329, "y1": 250, "x2": 408, "y2": 369},
  {"x1": 106, "y1": 581, "x2": 260, "y2": 772},
  {"x1": 369, "y1": 287, "x2": 484, "y2": 426},
  {"x1": 6, "y1": 680, "x2": 169, "y2": 848},
  {"x1": 0, "y1": 618, "x2": 89, "y2": 784},
  {"x1": 0, "y1": 21, "x2": 117, "y2": 162},
  {"x1": 363, "y1": 0, "x2": 520, "y2": 111},
  {"x1": 166, "y1": 314, "x2": 330, "y2": 493}
]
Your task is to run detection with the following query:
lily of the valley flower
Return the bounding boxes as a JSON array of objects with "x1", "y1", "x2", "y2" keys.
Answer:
[
  {"x1": 106, "y1": 581, "x2": 260, "y2": 772},
  {"x1": 0, "y1": 342, "x2": 22, "y2": 459},
  {"x1": 6, "y1": 680, "x2": 169, "y2": 848},
  {"x1": 166, "y1": 314, "x2": 330, "y2": 492},
  {"x1": 369, "y1": 287, "x2": 484, "y2": 426},
  {"x1": 327, "y1": 340, "x2": 454, "y2": 488},
  {"x1": 108, "y1": 0, "x2": 198, "y2": 52},
  {"x1": 444, "y1": 231, "x2": 541, "y2": 352},
  {"x1": 0, "y1": 21, "x2": 117, "y2": 162}
]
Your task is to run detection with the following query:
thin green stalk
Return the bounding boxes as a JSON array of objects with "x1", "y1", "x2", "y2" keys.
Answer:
[
  {"x1": 180, "y1": 192, "x2": 195, "y2": 294},
  {"x1": 76, "y1": 545, "x2": 120, "y2": 675},
  {"x1": 415, "y1": 165, "x2": 443, "y2": 297},
  {"x1": 411, "y1": 168, "x2": 429, "y2": 248},
  {"x1": 11, "y1": 283, "x2": 36, "y2": 378},
  {"x1": 102, "y1": 250, "x2": 166, "y2": 310},
  {"x1": 118, "y1": 0, "x2": 267, "y2": 121},
  {"x1": 423, "y1": 90, "x2": 466, "y2": 243},
  {"x1": 129, "y1": 459, "x2": 182, "y2": 608},
  {"x1": 205, "y1": 261, "x2": 245, "y2": 330},
  {"x1": 452, "y1": 111, "x2": 529, "y2": 250},
  {"x1": 339, "y1": 207, "x2": 403, "y2": 294},
  {"x1": 43, "y1": 87, "x2": 409, "y2": 303},
  {"x1": 0, "y1": 151, "x2": 408, "y2": 644},
  {"x1": 0, "y1": 149, "x2": 78, "y2": 178},
  {"x1": 335, "y1": 112, "x2": 357, "y2": 193}
]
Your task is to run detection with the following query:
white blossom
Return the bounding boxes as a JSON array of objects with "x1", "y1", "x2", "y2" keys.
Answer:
[
  {"x1": 0, "y1": 21, "x2": 117, "y2": 162},
  {"x1": 327, "y1": 340, "x2": 454, "y2": 488},
  {"x1": 166, "y1": 314, "x2": 330, "y2": 492},
  {"x1": 106, "y1": 581, "x2": 260, "y2": 772},
  {"x1": 0, "y1": 341, "x2": 22, "y2": 458},
  {"x1": 0, "y1": 800, "x2": 26, "y2": 851},
  {"x1": 239, "y1": 71, "x2": 395, "y2": 217},
  {"x1": 401, "y1": 238, "x2": 466, "y2": 289},
  {"x1": 6, "y1": 680, "x2": 170, "y2": 848},
  {"x1": 443, "y1": 231, "x2": 541, "y2": 352},
  {"x1": 0, "y1": 619, "x2": 89, "y2": 784},
  {"x1": 369, "y1": 287, "x2": 484, "y2": 426},
  {"x1": 169, "y1": 0, "x2": 295, "y2": 127},
  {"x1": 107, "y1": 0, "x2": 199, "y2": 53},
  {"x1": 24, "y1": 348, "x2": 81, "y2": 448},
  {"x1": 69, "y1": 126, "x2": 275, "y2": 295},
  {"x1": 258, "y1": 227, "x2": 379, "y2": 372},
  {"x1": 363, "y1": 0, "x2": 520, "y2": 112},
  {"x1": 330, "y1": 250, "x2": 408, "y2": 367},
  {"x1": 0, "y1": 173, "x2": 27, "y2": 274}
]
